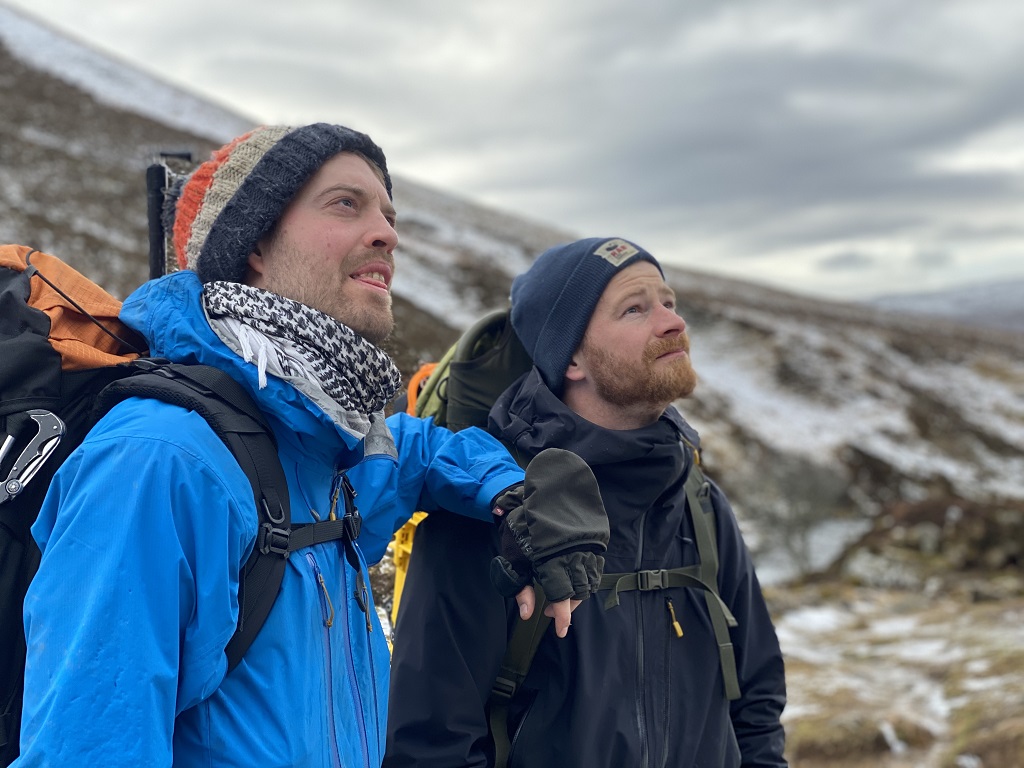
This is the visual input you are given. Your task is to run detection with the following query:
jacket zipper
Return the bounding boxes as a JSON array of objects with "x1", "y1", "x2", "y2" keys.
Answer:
[
  {"x1": 661, "y1": 599, "x2": 682, "y2": 768},
  {"x1": 329, "y1": 468, "x2": 373, "y2": 767},
  {"x1": 507, "y1": 695, "x2": 537, "y2": 766},
  {"x1": 307, "y1": 552, "x2": 343, "y2": 768}
]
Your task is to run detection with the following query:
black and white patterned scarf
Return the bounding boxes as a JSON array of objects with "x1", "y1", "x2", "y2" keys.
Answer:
[{"x1": 202, "y1": 281, "x2": 401, "y2": 435}]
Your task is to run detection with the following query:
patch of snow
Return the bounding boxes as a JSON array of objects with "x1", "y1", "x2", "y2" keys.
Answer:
[
  {"x1": 0, "y1": 6, "x2": 254, "y2": 142},
  {"x1": 959, "y1": 674, "x2": 1014, "y2": 693},
  {"x1": 878, "y1": 719, "x2": 908, "y2": 754},
  {"x1": 775, "y1": 604, "x2": 856, "y2": 662},
  {"x1": 869, "y1": 615, "x2": 920, "y2": 637},
  {"x1": 754, "y1": 518, "x2": 872, "y2": 586}
]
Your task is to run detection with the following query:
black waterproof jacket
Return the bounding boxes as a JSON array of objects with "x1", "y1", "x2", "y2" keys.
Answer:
[{"x1": 385, "y1": 369, "x2": 788, "y2": 768}]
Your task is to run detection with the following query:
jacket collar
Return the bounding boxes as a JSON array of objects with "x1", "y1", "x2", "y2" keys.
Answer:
[
  {"x1": 489, "y1": 367, "x2": 698, "y2": 470},
  {"x1": 119, "y1": 270, "x2": 364, "y2": 467}
]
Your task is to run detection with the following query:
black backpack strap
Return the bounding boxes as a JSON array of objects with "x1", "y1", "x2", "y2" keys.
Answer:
[
  {"x1": 489, "y1": 586, "x2": 552, "y2": 768},
  {"x1": 95, "y1": 362, "x2": 289, "y2": 671},
  {"x1": 94, "y1": 361, "x2": 356, "y2": 671}
]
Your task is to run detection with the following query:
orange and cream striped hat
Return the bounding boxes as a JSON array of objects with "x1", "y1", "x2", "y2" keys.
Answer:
[{"x1": 170, "y1": 123, "x2": 392, "y2": 284}]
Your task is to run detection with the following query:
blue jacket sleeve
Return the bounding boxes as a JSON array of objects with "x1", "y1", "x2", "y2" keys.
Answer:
[
  {"x1": 395, "y1": 414, "x2": 524, "y2": 515},
  {"x1": 351, "y1": 414, "x2": 524, "y2": 565},
  {"x1": 710, "y1": 482, "x2": 789, "y2": 767},
  {"x1": 16, "y1": 402, "x2": 256, "y2": 768}
]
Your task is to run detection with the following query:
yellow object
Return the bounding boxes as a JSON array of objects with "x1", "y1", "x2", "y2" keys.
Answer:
[
  {"x1": 667, "y1": 598, "x2": 684, "y2": 638},
  {"x1": 390, "y1": 511, "x2": 428, "y2": 625}
]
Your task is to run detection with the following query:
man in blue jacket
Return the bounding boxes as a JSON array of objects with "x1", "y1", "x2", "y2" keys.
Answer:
[
  {"x1": 386, "y1": 237, "x2": 788, "y2": 767},
  {"x1": 15, "y1": 125, "x2": 606, "y2": 767}
]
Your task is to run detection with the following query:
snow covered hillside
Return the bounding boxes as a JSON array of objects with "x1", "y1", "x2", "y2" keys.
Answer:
[
  {"x1": 869, "y1": 278, "x2": 1024, "y2": 334},
  {"x1": 3, "y1": 5, "x2": 1022, "y2": 764}
]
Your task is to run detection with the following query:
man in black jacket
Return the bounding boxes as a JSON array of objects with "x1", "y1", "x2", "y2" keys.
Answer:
[{"x1": 385, "y1": 237, "x2": 788, "y2": 768}]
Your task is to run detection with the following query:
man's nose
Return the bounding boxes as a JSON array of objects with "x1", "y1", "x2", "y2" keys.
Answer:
[
  {"x1": 655, "y1": 304, "x2": 686, "y2": 336},
  {"x1": 367, "y1": 212, "x2": 399, "y2": 251}
]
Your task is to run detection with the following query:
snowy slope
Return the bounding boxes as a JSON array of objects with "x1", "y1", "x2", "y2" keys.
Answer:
[
  {"x1": 6, "y1": 7, "x2": 1024, "y2": 764},
  {"x1": 869, "y1": 277, "x2": 1024, "y2": 333},
  {"x1": 3, "y1": 0, "x2": 1022, "y2": 568},
  {"x1": 0, "y1": 5, "x2": 253, "y2": 142}
]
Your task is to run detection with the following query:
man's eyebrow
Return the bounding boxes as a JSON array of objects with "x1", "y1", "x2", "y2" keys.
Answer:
[
  {"x1": 617, "y1": 287, "x2": 646, "y2": 303},
  {"x1": 616, "y1": 284, "x2": 676, "y2": 305},
  {"x1": 316, "y1": 184, "x2": 397, "y2": 220},
  {"x1": 315, "y1": 183, "x2": 367, "y2": 203}
]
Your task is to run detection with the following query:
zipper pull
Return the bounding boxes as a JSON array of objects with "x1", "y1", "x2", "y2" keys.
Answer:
[
  {"x1": 327, "y1": 472, "x2": 343, "y2": 521},
  {"x1": 353, "y1": 571, "x2": 373, "y2": 633},
  {"x1": 317, "y1": 571, "x2": 335, "y2": 628},
  {"x1": 666, "y1": 598, "x2": 683, "y2": 638}
]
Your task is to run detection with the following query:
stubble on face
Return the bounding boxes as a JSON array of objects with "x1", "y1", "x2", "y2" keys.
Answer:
[
  {"x1": 581, "y1": 333, "x2": 697, "y2": 411},
  {"x1": 255, "y1": 239, "x2": 395, "y2": 346}
]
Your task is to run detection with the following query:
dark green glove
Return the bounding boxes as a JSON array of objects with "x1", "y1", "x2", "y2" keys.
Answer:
[{"x1": 490, "y1": 447, "x2": 609, "y2": 603}]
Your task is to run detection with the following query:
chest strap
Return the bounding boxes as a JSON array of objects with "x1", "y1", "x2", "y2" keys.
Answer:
[
  {"x1": 597, "y1": 459, "x2": 741, "y2": 701},
  {"x1": 599, "y1": 567, "x2": 737, "y2": 627}
]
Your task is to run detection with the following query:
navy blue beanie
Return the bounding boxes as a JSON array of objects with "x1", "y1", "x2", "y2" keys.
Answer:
[{"x1": 510, "y1": 237, "x2": 663, "y2": 393}]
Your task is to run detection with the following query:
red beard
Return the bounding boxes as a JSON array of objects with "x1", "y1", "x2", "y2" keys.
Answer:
[{"x1": 582, "y1": 334, "x2": 697, "y2": 411}]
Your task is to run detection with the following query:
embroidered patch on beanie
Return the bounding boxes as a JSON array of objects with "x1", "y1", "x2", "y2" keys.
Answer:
[
  {"x1": 595, "y1": 238, "x2": 641, "y2": 266},
  {"x1": 168, "y1": 123, "x2": 392, "y2": 284}
]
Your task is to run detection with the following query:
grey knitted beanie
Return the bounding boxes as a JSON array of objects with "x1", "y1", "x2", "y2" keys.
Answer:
[{"x1": 170, "y1": 123, "x2": 392, "y2": 284}]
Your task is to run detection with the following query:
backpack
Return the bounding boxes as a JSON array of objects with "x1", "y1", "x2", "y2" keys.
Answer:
[
  {"x1": 0, "y1": 245, "x2": 357, "y2": 766},
  {"x1": 389, "y1": 307, "x2": 740, "y2": 768}
]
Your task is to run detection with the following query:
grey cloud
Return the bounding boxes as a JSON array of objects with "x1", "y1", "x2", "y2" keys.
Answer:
[
  {"x1": 9, "y1": 0, "x2": 1024, "y2": 298},
  {"x1": 911, "y1": 250, "x2": 953, "y2": 268},
  {"x1": 818, "y1": 251, "x2": 876, "y2": 271}
]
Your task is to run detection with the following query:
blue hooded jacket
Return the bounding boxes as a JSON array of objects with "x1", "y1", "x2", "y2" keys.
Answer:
[{"x1": 16, "y1": 271, "x2": 524, "y2": 768}]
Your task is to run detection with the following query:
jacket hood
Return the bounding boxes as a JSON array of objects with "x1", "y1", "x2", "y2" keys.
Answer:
[
  {"x1": 488, "y1": 367, "x2": 701, "y2": 467},
  {"x1": 119, "y1": 270, "x2": 363, "y2": 466}
]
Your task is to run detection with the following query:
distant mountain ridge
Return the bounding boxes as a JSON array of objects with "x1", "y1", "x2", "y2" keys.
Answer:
[
  {"x1": 6, "y1": 6, "x2": 1024, "y2": 763},
  {"x1": 869, "y1": 277, "x2": 1024, "y2": 333},
  {"x1": 3, "y1": 1, "x2": 1023, "y2": 578}
]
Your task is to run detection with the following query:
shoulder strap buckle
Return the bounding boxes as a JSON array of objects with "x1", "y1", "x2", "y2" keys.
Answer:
[{"x1": 258, "y1": 522, "x2": 291, "y2": 557}]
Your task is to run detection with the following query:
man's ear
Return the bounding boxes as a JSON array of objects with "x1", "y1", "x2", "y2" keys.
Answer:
[
  {"x1": 245, "y1": 245, "x2": 266, "y2": 287},
  {"x1": 564, "y1": 354, "x2": 586, "y2": 383}
]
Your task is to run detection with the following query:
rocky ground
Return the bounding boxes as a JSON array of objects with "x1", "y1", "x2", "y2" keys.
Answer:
[
  {"x1": 773, "y1": 497, "x2": 1024, "y2": 767},
  {"x1": 774, "y1": 585, "x2": 1023, "y2": 767}
]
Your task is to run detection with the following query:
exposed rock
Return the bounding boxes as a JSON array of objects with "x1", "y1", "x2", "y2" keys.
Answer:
[{"x1": 825, "y1": 497, "x2": 1024, "y2": 598}]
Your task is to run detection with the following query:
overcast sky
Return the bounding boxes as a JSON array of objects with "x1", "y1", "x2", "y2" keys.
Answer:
[{"x1": 5, "y1": 0, "x2": 1024, "y2": 301}]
